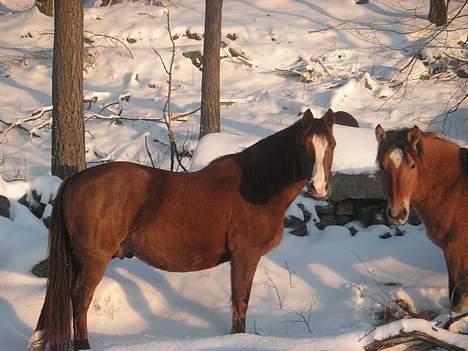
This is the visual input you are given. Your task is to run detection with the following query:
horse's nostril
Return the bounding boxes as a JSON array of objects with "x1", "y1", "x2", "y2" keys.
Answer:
[{"x1": 400, "y1": 207, "x2": 408, "y2": 219}]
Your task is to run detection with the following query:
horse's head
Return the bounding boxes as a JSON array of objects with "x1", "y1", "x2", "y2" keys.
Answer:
[
  {"x1": 301, "y1": 108, "x2": 336, "y2": 200},
  {"x1": 375, "y1": 125, "x2": 423, "y2": 225}
]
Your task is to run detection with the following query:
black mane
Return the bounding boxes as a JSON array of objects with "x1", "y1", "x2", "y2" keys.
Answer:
[{"x1": 231, "y1": 120, "x2": 312, "y2": 204}]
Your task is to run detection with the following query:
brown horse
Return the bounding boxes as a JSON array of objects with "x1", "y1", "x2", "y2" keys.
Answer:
[
  {"x1": 30, "y1": 109, "x2": 336, "y2": 351},
  {"x1": 375, "y1": 125, "x2": 468, "y2": 313}
]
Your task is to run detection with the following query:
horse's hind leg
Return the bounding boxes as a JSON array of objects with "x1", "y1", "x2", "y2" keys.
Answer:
[
  {"x1": 72, "y1": 255, "x2": 110, "y2": 350},
  {"x1": 230, "y1": 253, "x2": 261, "y2": 333}
]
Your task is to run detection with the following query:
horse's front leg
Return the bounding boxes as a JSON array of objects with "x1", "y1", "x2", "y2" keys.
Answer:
[{"x1": 230, "y1": 253, "x2": 261, "y2": 333}]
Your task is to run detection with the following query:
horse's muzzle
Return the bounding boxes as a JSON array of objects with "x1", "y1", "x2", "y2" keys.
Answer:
[
  {"x1": 386, "y1": 206, "x2": 409, "y2": 225},
  {"x1": 309, "y1": 182, "x2": 329, "y2": 200}
]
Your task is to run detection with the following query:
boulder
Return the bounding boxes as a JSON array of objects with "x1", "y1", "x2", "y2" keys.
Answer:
[
  {"x1": 0, "y1": 195, "x2": 10, "y2": 218},
  {"x1": 330, "y1": 172, "x2": 384, "y2": 203}
]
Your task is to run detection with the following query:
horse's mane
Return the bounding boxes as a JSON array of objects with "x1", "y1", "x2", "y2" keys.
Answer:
[
  {"x1": 229, "y1": 120, "x2": 311, "y2": 203},
  {"x1": 378, "y1": 128, "x2": 468, "y2": 176},
  {"x1": 377, "y1": 128, "x2": 424, "y2": 167}
]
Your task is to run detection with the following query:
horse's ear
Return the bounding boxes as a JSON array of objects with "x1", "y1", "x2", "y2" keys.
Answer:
[
  {"x1": 375, "y1": 124, "x2": 386, "y2": 143},
  {"x1": 303, "y1": 108, "x2": 314, "y2": 123},
  {"x1": 301, "y1": 109, "x2": 314, "y2": 136},
  {"x1": 407, "y1": 125, "x2": 422, "y2": 150},
  {"x1": 322, "y1": 108, "x2": 335, "y2": 128}
]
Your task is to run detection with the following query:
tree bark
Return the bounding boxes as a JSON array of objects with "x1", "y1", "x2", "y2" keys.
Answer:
[
  {"x1": 51, "y1": 0, "x2": 86, "y2": 180},
  {"x1": 199, "y1": 0, "x2": 223, "y2": 139},
  {"x1": 429, "y1": 0, "x2": 448, "y2": 26},
  {"x1": 36, "y1": 0, "x2": 53, "y2": 17}
]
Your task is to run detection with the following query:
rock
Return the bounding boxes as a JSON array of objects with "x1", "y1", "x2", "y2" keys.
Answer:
[
  {"x1": 330, "y1": 173, "x2": 385, "y2": 203},
  {"x1": 0, "y1": 195, "x2": 10, "y2": 218},
  {"x1": 42, "y1": 216, "x2": 50, "y2": 228},
  {"x1": 394, "y1": 227, "x2": 404, "y2": 236},
  {"x1": 284, "y1": 215, "x2": 303, "y2": 228},
  {"x1": 316, "y1": 215, "x2": 335, "y2": 230},
  {"x1": 379, "y1": 232, "x2": 392, "y2": 239},
  {"x1": 335, "y1": 199, "x2": 354, "y2": 216},
  {"x1": 297, "y1": 203, "x2": 311, "y2": 223},
  {"x1": 31, "y1": 258, "x2": 48, "y2": 278},
  {"x1": 354, "y1": 202, "x2": 385, "y2": 227},
  {"x1": 408, "y1": 207, "x2": 421, "y2": 225},
  {"x1": 335, "y1": 215, "x2": 352, "y2": 226},
  {"x1": 316, "y1": 204, "x2": 334, "y2": 217},
  {"x1": 349, "y1": 226, "x2": 358, "y2": 236},
  {"x1": 289, "y1": 223, "x2": 308, "y2": 236}
]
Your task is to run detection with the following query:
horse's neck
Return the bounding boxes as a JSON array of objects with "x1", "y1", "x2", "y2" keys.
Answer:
[
  {"x1": 412, "y1": 137, "x2": 464, "y2": 242},
  {"x1": 274, "y1": 179, "x2": 309, "y2": 210}
]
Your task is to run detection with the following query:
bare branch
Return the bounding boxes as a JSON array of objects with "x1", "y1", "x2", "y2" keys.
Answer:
[
  {"x1": 84, "y1": 31, "x2": 134, "y2": 59},
  {"x1": 365, "y1": 329, "x2": 465, "y2": 351}
]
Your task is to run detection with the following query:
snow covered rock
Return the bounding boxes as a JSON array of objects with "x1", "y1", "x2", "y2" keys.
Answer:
[{"x1": 0, "y1": 195, "x2": 10, "y2": 219}]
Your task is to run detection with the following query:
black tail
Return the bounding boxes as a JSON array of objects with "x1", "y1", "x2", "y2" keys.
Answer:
[{"x1": 31, "y1": 181, "x2": 73, "y2": 351}]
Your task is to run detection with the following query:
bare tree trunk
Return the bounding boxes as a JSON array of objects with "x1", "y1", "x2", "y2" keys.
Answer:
[
  {"x1": 36, "y1": 0, "x2": 53, "y2": 16},
  {"x1": 429, "y1": 0, "x2": 448, "y2": 26},
  {"x1": 199, "y1": 0, "x2": 222, "y2": 139},
  {"x1": 51, "y1": 0, "x2": 86, "y2": 179}
]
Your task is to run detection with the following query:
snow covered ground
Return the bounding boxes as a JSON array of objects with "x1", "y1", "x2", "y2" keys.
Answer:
[{"x1": 0, "y1": 0, "x2": 467, "y2": 350}]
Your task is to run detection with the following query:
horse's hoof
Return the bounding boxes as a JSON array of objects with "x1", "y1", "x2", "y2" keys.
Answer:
[{"x1": 74, "y1": 339, "x2": 90, "y2": 350}]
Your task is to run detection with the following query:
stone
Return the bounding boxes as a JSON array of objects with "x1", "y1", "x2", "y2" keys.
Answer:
[
  {"x1": 354, "y1": 203, "x2": 382, "y2": 227},
  {"x1": 297, "y1": 203, "x2": 311, "y2": 223},
  {"x1": 349, "y1": 226, "x2": 358, "y2": 236},
  {"x1": 0, "y1": 195, "x2": 10, "y2": 218},
  {"x1": 335, "y1": 215, "x2": 352, "y2": 226},
  {"x1": 289, "y1": 223, "x2": 308, "y2": 236},
  {"x1": 330, "y1": 173, "x2": 385, "y2": 203},
  {"x1": 394, "y1": 227, "x2": 404, "y2": 236},
  {"x1": 31, "y1": 258, "x2": 48, "y2": 278},
  {"x1": 335, "y1": 199, "x2": 354, "y2": 216},
  {"x1": 316, "y1": 215, "x2": 335, "y2": 230},
  {"x1": 379, "y1": 232, "x2": 392, "y2": 239},
  {"x1": 284, "y1": 215, "x2": 303, "y2": 228},
  {"x1": 316, "y1": 204, "x2": 334, "y2": 217},
  {"x1": 408, "y1": 207, "x2": 421, "y2": 225}
]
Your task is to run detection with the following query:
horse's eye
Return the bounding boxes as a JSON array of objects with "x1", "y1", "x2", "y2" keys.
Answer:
[{"x1": 410, "y1": 163, "x2": 416, "y2": 170}]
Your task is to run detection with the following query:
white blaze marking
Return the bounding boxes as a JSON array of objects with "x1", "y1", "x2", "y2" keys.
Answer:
[
  {"x1": 389, "y1": 148, "x2": 403, "y2": 169},
  {"x1": 312, "y1": 135, "x2": 328, "y2": 195}
]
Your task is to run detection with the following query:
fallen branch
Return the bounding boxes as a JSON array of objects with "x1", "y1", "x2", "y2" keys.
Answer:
[
  {"x1": 443, "y1": 312, "x2": 468, "y2": 331},
  {"x1": 84, "y1": 113, "x2": 165, "y2": 123},
  {"x1": 364, "y1": 330, "x2": 465, "y2": 351},
  {"x1": 0, "y1": 106, "x2": 52, "y2": 143}
]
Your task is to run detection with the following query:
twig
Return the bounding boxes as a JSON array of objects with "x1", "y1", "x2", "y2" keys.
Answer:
[
  {"x1": 171, "y1": 106, "x2": 201, "y2": 121},
  {"x1": 364, "y1": 329, "x2": 465, "y2": 351},
  {"x1": 144, "y1": 134, "x2": 156, "y2": 168},
  {"x1": 85, "y1": 113, "x2": 165, "y2": 123},
  {"x1": 443, "y1": 312, "x2": 468, "y2": 331},
  {"x1": 0, "y1": 106, "x2": 52, "y2": 143},
  {"x1": 84, "y1": 31, "x2": 134, "y2": 59},
  {"x1": 264, "y1": 271, "x2": 285, "y2": 310}
]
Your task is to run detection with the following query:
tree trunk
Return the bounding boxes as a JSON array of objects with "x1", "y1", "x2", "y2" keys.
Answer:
[
  {"x1": 36, "y1": 0, "x2": 53, "y2": 16},
  {"x1": 199, "y1": 0, "x2": 223, "y2": 139},
  {"x1": 429, "y1": 0, "x2": 448, "y2": 26},
  {"x1": 51, "y1": 0, "x2": 86, "y2": 180}
]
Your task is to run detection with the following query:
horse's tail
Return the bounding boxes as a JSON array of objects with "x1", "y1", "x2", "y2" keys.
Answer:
[{"x1": 30, "y1": 180, "x2": 73, "y2": 351}]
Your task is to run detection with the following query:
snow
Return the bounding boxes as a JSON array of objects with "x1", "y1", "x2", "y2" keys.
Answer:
[{"x1": 0, "y1": 0, "x2": 467, "y2": 350}]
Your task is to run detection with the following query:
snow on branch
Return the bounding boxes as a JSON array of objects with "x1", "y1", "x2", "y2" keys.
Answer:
[{"x1": 362, "y1": 319, "x2": 468, "y2": 351}]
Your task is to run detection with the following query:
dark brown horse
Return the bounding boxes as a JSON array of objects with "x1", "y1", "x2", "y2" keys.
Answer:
[
  {"x1": 30, "y1": 109, "x2": 336, "y2": 351},
  {"x1": 375, "y1": 125, "x2": 468, "y2": 313}
]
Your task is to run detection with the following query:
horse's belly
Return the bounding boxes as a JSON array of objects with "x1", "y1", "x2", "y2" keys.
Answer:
[
  {"x1": 134, "y1": 247, "x2": 228, "y2": 272},
  {"x1": 130, "y1": 225, "x2": 229, "y2": 272}
]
